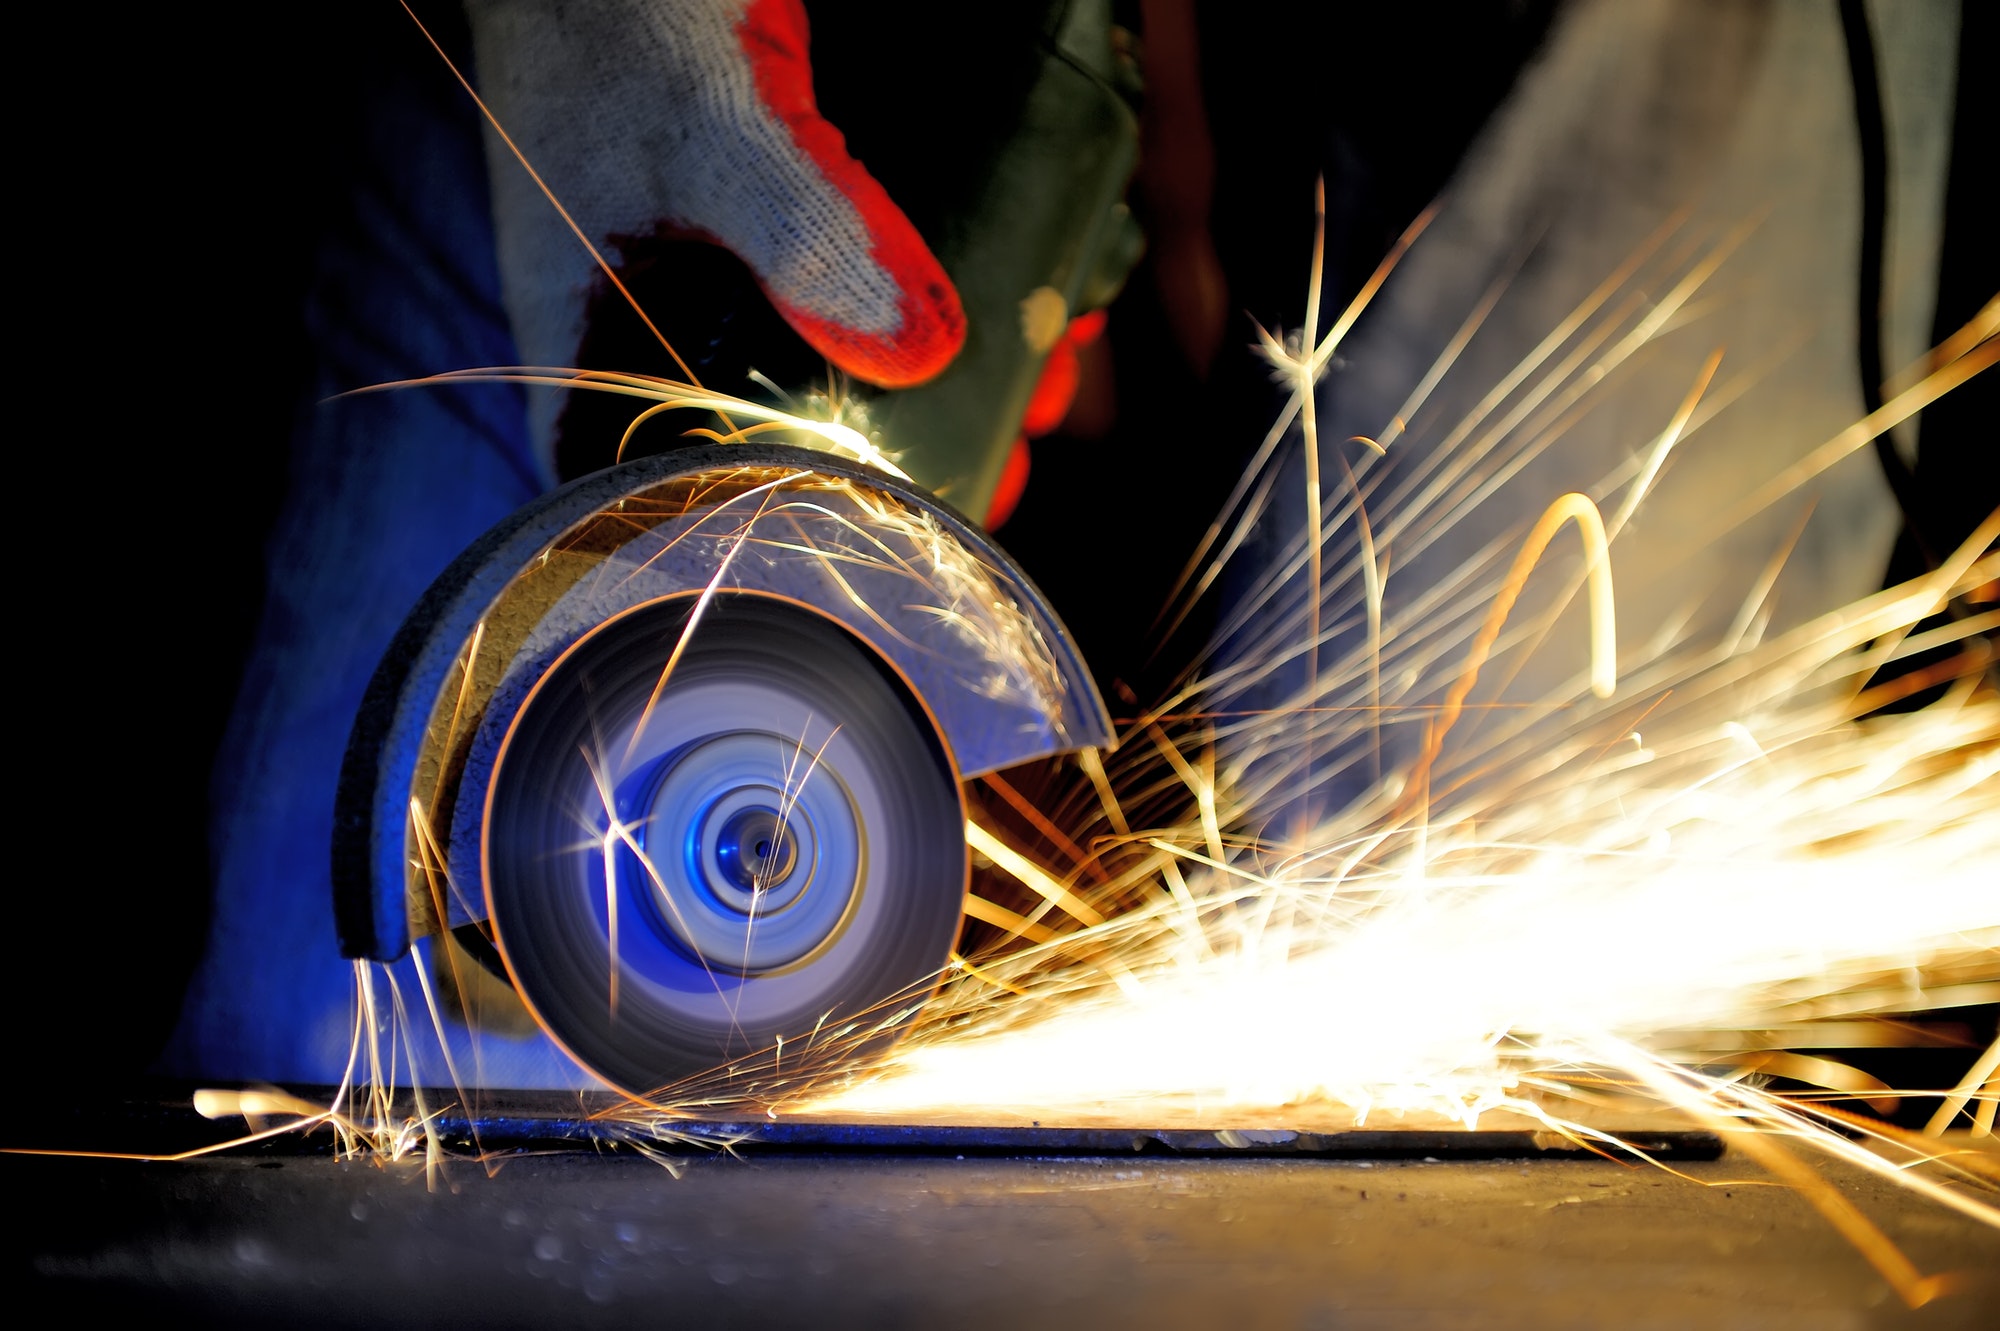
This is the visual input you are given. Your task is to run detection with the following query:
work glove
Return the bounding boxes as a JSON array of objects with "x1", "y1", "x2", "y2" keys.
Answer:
[{"x1": 466, "y1": 0, "x2": 966, "y2": 471}]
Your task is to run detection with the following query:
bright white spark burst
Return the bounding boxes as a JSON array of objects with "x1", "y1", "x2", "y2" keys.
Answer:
[
  {"x1": 816, "y1": 684, "x2": 1998, "y2": 1124},
  {"x1": 800, "y1": 214, "x2": 2000, "y2": 1196}
]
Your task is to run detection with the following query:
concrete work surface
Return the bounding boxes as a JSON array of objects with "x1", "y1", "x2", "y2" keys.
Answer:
[{"x1": 11, "y1": 1145, "x2": 1997, "y2": 1328}]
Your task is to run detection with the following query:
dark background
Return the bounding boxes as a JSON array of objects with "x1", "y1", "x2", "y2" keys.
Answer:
[{"x1": 16, "y1": 2, "x2": 1991, "y2": 1113}]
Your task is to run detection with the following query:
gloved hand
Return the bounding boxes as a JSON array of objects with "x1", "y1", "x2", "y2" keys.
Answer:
[{"x1": 466, "y1": 0, "x2": 966, "y2": 470}]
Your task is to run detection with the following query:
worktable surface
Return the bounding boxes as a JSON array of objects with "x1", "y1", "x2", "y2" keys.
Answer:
[{"x1": 14, "y1": 1140, "x2": 1997, "y2": 1328}]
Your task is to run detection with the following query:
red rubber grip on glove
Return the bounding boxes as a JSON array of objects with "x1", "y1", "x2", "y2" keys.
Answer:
[{"x1": 740, "y1": 0, "x2": 965, "y2": 387}]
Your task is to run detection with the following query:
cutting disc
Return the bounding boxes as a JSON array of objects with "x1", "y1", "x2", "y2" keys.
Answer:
[{"x1": 483, "y1": 591, "x2": 967, "y2": 1098}]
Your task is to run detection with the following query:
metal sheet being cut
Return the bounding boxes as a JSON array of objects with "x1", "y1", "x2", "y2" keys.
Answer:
[{"x1": 11, "y1": 1091, "x2": 1723, "y2": 1164}]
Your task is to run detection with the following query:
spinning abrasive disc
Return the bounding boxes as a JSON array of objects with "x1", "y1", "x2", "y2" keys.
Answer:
[{"x1": 484, "y1": 593, "x2": 967, "y2": 1097}]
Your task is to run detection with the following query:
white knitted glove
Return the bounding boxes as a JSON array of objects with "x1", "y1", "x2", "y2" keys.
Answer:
[{"x1": 466, "y1": 0, "x2": 965, "y2": 464}]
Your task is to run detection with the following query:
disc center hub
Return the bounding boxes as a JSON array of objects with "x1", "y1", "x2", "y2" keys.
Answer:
[
  {"x1": 688, "y1": 787, "x2": 817, "y2": 917},
  {"x1": 628, "y1": 730, "x2": 863, "y2": 973},
  {"x1": 713, "y1": 806, "x2": 801, "y2": 895}
]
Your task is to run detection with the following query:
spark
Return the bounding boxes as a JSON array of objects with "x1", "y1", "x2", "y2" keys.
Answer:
[
  {"x1": 342, "y1": 366, "x2": 912, "y2": 483},
  {"x1": 966, "y1": 819, "x2": 1105, "y2": 929},
  {"x1": 1409, "y1": 488, "x2": 1616, "y2": 801},
  {"x1": 781, "y1": 217, "x2": 2000, "y2": 1305}
]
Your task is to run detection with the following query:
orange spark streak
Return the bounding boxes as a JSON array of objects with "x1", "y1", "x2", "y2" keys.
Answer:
[{"x1": 1407, "y1": 492, "x2": 1615, "y2": 805}]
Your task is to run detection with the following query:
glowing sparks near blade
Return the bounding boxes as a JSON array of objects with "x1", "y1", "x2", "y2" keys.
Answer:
[
  {"x1": 966, "y1": 819, "x2": 1104, "y2": 929},
  {"x1": 784, "y1": 213, "x2": 2000, "y2": 1303},
  {"x1": 342, "y1": 366, "x2": 913, "y2": 483}
]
